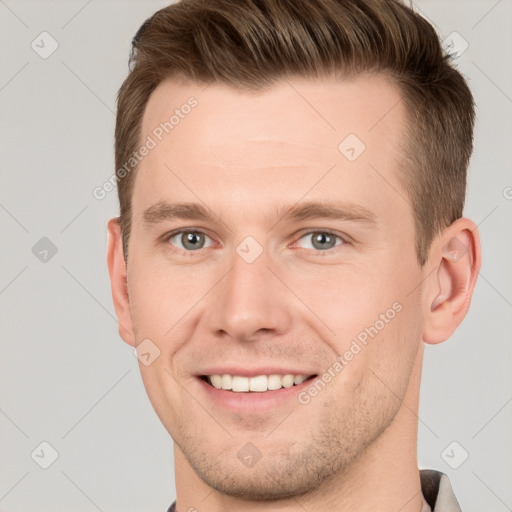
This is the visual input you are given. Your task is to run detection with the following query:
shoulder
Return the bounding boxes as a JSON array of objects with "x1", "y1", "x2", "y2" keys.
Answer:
[{"x1": 420, "y1": 469, "x2": 462, "y2": 512}]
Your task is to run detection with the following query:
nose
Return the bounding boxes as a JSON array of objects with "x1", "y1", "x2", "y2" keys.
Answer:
[{"x1": 203, "y1": 245, "x2": 293, "y2": 343}]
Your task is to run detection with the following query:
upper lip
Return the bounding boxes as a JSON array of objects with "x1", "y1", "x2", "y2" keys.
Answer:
[{"x1": 197, "y1": 367, "x2": 317, "y2": 378}]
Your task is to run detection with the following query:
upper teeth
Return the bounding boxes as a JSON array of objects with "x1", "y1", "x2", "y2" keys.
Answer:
[{"x1": 207, "y1": 374, "x2": 309, "y2": 392}]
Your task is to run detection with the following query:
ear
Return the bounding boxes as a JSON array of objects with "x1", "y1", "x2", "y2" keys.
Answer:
[
  {"x1": 106, "y1": 218, "x2": 136, "y2": 347},
  {"x1": 422, "y1": 217, "x2": 482, "y2": 344}
]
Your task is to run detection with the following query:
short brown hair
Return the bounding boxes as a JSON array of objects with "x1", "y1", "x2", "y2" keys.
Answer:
[{"x1": 115, "y1": 0, "x2": 475, "y2": 266}]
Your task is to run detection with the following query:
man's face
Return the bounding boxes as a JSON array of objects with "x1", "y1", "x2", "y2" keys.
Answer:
[{"x1": 124, "y1": 74, "x2": 426, "y2": 498}]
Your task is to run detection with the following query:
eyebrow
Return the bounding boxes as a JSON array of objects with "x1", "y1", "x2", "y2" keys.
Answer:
[{"x1": 142, "y1": 200, "x2": 377, "y2": 227}]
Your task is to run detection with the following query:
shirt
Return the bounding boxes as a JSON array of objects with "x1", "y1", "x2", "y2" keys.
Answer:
[{"x1": 167, "y1": 469, "x2": 461, "y2": 512}]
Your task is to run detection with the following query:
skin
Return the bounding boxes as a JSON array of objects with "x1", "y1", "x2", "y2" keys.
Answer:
[{"x1": 107, "y1": 74, "x2": 481, "y2": 512}]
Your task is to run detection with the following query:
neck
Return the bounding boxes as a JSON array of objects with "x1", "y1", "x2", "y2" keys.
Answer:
[{"x1": 174, "y1": 346, "x2": 425, "y2": 512}]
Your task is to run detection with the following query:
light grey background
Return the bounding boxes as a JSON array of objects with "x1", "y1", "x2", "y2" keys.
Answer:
[{"x1": 0, "y1": 1, "x2": 511, "y2": 511}]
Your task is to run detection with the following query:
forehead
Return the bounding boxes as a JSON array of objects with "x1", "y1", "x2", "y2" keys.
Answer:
[{"x1": 132, "y1": 74, "x2": 409, "y2": 226}]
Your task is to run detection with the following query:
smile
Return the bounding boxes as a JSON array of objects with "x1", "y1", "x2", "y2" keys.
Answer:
[{"x1": 202, "y1": 374, "x2": 317, "y2": 392}]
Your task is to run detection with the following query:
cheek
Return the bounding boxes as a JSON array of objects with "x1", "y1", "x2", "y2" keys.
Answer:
[
  {"x1": 322, "y1": 302, "x2": 422, "y2": 425},
  {"x1": 127, "y1": 257, "x2": 195, "y2": 337},
  {"x1": 280, "y1": 262, "x2": 402, "y2": 343},
  {"x1": 283, "y1": 257, "x2": 422, "y2": 375}
]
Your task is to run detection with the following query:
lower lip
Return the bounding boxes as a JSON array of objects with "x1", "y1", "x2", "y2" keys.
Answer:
[{"x1": 196, "y1": 376, "x2": 316, "y2": 412}]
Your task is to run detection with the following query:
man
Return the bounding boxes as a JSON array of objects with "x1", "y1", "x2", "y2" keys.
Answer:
[{"x1": 106, "y1": 1, "x2": 481, "y2": 510}]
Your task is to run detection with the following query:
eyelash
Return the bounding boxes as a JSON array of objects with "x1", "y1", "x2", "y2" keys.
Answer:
[{"x1": 163, "y1": 228, "x2": 348, "y2": 257}]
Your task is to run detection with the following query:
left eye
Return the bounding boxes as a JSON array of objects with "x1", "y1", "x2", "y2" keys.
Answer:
[
  {"x1": 296, "y1": 231, "x2": 344, "y2": 251},
  {"x1": 167, "y1": 230, "x2": 213, "y2": 251}
]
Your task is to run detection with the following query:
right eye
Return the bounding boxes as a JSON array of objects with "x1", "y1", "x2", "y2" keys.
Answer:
[{"x1": 165, "y1": 229, "x2": 214, "y2": 253}]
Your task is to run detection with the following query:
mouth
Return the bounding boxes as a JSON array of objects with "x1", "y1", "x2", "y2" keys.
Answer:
[{"x1": 200, "y1": 373, "x2": 318, "y2": 392}]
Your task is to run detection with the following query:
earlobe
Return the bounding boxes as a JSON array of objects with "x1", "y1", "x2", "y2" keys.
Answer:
[
  {"x1": 422, "y1": 219, "x2": 481, "y2": 345},
  {"x1": 106, "y1": 218, "x2": 136, "y2": 347}
]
